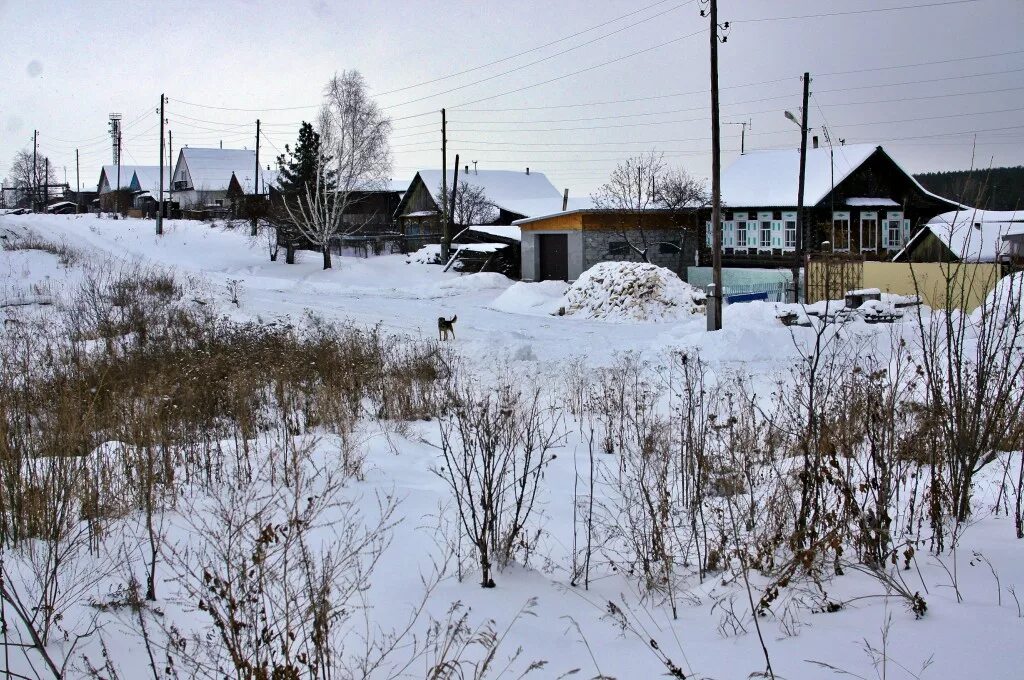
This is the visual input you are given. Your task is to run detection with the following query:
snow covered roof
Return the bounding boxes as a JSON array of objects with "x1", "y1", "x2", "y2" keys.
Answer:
[
  {"x1": 511, "y1": 204, "x2": 670, "y2": 226},
  {"x1": 847, "y1": 197, "x2": 900, "y2": 207},
  {"x1": 720, "y1": 145, "x2": 878, "y2": 207},
  {"x1": 414, "y1": 169, "x2": 563, "y2": 217},
  {"x1": 466, "y1": 225, "x2": 521, "y2": 242},
  {"x1": 720, "y1": 145, "x2": 959, "y2": 209},
  {"x1": 177, "y1": 148, "x2": 270, "y2": 193},
  {"x1": 896, "y1": 208, "x2": 1024, "y2": 262},
  {"x1": 99, "y1": 165, "x2": 154, "y2": 193},
  {"x1": 130, "y1": 167, "x2": 171, "y2": 195}
]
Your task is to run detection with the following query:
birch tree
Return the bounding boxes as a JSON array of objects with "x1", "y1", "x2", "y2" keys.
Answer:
[
  {"x1": 284, "y1": 71, "x2": 392, "y2": 269},
  {"x1": 592, "y1": 154, "x2": 707, "y2": 265}
]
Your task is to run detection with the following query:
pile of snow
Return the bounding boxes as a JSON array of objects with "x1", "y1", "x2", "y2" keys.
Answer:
[
  {"x1": 489, "y1": 280, "x2": 569, "y2": 316},
  {"x1": 975, "y1": 271, "x2": 1024, "y2": 325},
  {"x1": 407, "y1": 245, "x2": 441, "y2": 265},
  {"x1": 429, "y1": 272, "x2": 510, "y2": 295},
  {"x1": 562, "y1": 262, "x2": 705, "y2": 322}
]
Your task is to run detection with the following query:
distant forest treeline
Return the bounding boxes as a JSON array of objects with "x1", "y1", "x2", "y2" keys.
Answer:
[{"x1": 914, "y1": 166, "x2": 1024, "y2": 211}]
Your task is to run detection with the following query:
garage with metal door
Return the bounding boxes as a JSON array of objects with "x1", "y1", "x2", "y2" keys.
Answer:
[{"x1": 537, "y1": 233, "x2": 569, "y2": 281}]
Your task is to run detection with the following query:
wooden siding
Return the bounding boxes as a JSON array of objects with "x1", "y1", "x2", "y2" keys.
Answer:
[{"x1": 518, "y1": 212, "x2": 583, "y2": 232}]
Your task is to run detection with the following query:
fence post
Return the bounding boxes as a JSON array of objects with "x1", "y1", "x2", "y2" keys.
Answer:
[{"x1": 706, "y1": 283, "x2": 720, "y2": 331}]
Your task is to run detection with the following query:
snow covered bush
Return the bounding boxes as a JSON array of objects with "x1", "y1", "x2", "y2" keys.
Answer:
[
  {"x1": 562, "y1": 261, "x2": 705, "y2": 322},
  {"x1": 434, "y1": 378, "x2": 562, "y2": 588}
]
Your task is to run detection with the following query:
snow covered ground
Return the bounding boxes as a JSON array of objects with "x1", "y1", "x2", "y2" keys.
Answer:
[{"x1": 2, "y1": 213, "x2": 1023, "y2": 679}]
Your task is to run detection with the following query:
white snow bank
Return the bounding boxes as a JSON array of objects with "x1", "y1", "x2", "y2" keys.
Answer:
[
  {"x1": 562, "y1": 262, "x2": 706, "y2": 322},
  {"x1": 489, "y1": 280, "x2": 569, "y2": 316},
  {"x1": 431, "y1": 272, "x2": 511, "y2": 294},
  {"x1": 975, "y1": 271, "x2": 1024, "y2": 325}
]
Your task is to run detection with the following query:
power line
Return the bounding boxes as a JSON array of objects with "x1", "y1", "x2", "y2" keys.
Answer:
[
  {"x1": 376, "y1": 2, "x2": 696, "y2": 109},
  {"x1": 736, "y1": 0, "x2": 986, "y2": 23},
  {"x1": 374, "y1": 0, "x2": 681, "y2": 97},
  {"x1": 451, "y1": 48, "x2": 1024, "y2": 113},
  {"x1": 445, "y1": 28, "x2": 708, "y2": 110}
]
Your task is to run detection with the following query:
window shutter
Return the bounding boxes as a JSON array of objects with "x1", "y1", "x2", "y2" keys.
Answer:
[
  {"x1": 881, "y1": 223, "x2": 890, "y2": 249},
  {"x1": 903, "y1": 219, "x2": 911, "y2": 243},
  {"x1": 705, "y1": 221, "x2": 712, "y2": 247},
  {"x1": 771, "y1": 220, "x2": 783, "y2": 247},
  {"x1": 725, "y1": 221, "x2": 734, "y2": 247}
]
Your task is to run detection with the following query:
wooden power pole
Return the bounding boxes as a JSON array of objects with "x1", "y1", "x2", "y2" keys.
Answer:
[
  {"x1": 707, "y1": 0, "x2": 724, "y2": 331},
  {"x1": 440, "y1": 108, "x2": 450, "y2": 262},
  {"x1": 32, "y1": 130, "x2": 38, "y2": 212},
  {"x1": 44, "y1": 157, "x2": 49, "y2": 211},
  {"x1": 75, "y1": 148, "x2": 80, "y2": 214},
  {"x1": 446, "y1": 154, "x2": 460, "y2": 267},
  {"x1": 252, "y1": 119, "x2": 261, "y2": 236},
  {"x1": 794, "y1": 72, "x2": 810, "y2": 303},
  {"x1": 158, "y1": 94, "x2": 165, "y2": 235}
]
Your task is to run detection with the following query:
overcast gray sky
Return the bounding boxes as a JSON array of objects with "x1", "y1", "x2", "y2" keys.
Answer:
[{"x1": 2, "y1": 0, "x2": 1022, "y2": 196}]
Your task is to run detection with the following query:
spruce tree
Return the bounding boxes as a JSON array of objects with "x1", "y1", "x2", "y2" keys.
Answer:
[{"x1": 276, "y1": 122, "x2": 333, "y2": 194}]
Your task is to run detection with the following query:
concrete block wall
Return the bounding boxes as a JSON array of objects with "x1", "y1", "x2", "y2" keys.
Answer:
[{"x1": 582, "y1": 229, "x2": 697, "y2": 279}]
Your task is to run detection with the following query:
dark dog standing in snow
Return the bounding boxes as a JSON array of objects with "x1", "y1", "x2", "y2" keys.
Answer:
[{"x1": 438, "y1": 315, "x2": 457, "y2": 341}]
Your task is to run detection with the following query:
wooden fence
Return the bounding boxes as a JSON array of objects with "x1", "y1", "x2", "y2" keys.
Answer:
[{"x1": 806, "y1": 255, "x2": 1003, "y2": 310}]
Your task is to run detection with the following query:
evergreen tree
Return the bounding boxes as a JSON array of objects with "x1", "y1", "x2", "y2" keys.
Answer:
[{"x1": 276, "y1": 122, "x2": 333, "y2": 194}]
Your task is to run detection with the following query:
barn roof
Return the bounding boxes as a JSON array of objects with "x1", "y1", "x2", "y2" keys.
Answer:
[
  {"x1": 99, "y1": 165, "x2": 155, "y2": 193},
  {"x1": 410, "y1": 169, "x2": 565, "y2": 218},
  {"x1": 178, "y1": 148, "x2": 268, "y2": 192},
  {"x1": 130, "y1": 167, "x2": 171, "y2": 195},
  {"x1": 895, "y1": 208, "x2": 1024, "y2": 262}
]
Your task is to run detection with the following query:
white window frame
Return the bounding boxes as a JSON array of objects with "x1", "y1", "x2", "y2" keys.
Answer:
[
  {"x1": 757, "y1": 212, "x2": 772, "y2": 250},
  {"x1": 832, "y1": 211, "x2": 851, "y2": 252},
  {"x1": 736, "y1": 220, "x2": 748, "y2": 250},
  {"x1": 860, "y1": 211, "x2": 878, "y2": 251},
  {"x1": 885, "y1": 211, "x2": 904, "y2": 250},
  {"x1": 780, "y1": 211, "x2": 797, "y2": 250}
]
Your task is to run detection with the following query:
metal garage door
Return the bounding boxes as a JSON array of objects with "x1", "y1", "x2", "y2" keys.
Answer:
[{"x1": 538, "y1": 233, "x2": 569, "y2": 281}]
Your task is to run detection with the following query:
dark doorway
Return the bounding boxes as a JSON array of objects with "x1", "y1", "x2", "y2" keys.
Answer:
[{"x1": 538, "y1": 233, "x2": 569, "y2": 281}]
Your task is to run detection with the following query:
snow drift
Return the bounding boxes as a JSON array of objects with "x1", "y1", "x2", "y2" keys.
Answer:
[{"x1": 562, "y1": 261, "x2": 705, "y2": 322}]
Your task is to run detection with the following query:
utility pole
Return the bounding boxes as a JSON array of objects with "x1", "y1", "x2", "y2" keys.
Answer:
[
  {"x1": 116, "y1": 128, "x2": 122, "y2": 217},
  {"x1": 794, "y1": 72, "x2": 811, "y2": 303},
  {"x1": 706, "y1": 0, "x2": 727, "y2": 331},
  {"x1": 158, "y1": 94, "x2": 165, "y2": 234},
  {"x1": 44, "y1": 157, "x2": 49, "y2": 211},
  {"x1": 32, "y1": 130, "x2": 38, "y2": 212},
  {"x1": 446, "y1": 154, "x2": 460, "y2": 267},
  {"x1": 75, "y1": 148, "x2": 80, "y2": 214},
  {"x1": 252, "y1": 118, "x2": 261, "y2": 236},
  {"x1": 441, "y1": 108, "x2": 449, "y2": 262}
]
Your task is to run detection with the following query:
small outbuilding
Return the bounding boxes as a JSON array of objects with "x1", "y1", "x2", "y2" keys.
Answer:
[
  {"x1": 514, "y1": 209, "x2": 699, "y2": 282},
  {"x1": 893, "y1": 209, "x2": 1024, "y2": 263}
]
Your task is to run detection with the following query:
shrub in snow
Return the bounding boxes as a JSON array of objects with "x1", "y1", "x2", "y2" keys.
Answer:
[
  {"x1": 562, "y1": 261, "x2": 705, "y2": 322},
  {"x1": 407, "y1": 244, "x2": 442, "y2": 265}
]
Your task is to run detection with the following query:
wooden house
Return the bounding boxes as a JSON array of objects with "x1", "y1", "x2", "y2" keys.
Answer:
[
  {"x1": 394, "y1": 167, "x2": 576, "y2": 252},
  {"x1": 894, "y1": 209, "x2": 1024, "y2": 263},
  {"x1": 709, "y1": 144, "x2": 962, "y2": 267},
  {"x1": 171, "y1": 148, "x2": 271, "y2": 210},
  {"x1": 98, "y1": 165, "x2": 155, "y2": 211},
  {"x1": 128, "y1": 167, "x2": 172, "y2": 214}
]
